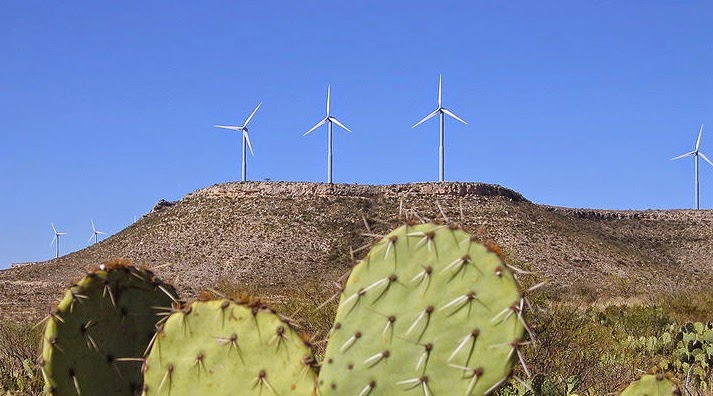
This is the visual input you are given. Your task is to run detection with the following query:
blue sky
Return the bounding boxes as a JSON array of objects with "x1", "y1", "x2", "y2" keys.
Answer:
[{"x1": 1, "y1": 1, "x2": 712, "y2": 267}]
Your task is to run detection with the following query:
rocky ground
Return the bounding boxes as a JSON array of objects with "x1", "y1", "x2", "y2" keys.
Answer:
[{"x1": 1, "y1": 181, "x2": 712, "y2": 322}]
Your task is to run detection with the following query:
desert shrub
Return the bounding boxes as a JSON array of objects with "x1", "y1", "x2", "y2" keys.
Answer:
[
  {"x1": 523, "y1": 304, "x2": 626, "y2": 394},
  {"x1": 517, "y1": 303, "x2": 680, "y2": 395},
  {"x1": 598, "y1": 305, "x2": 673, "y2": 338},
  {"x1": 0, "y1": 321, "x2": 43, "y2": 395},
  {"x1": 495, "y1": 374, "x2": 596, "y2": 396},
  {"x1": 652, "y1": 287, "x2": 713, "y2": 323}
]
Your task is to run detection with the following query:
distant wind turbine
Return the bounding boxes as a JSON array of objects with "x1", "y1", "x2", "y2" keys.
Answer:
[
  {"x1": 304, "y1": 85, "x2": 352, "y2": 184},
  {"x1": 671, "y1": 124, "x2": 713, "y2": 209},
  {"x1": 412, "y1": 75, "x2": 467, "y2": 182},
  {"x1": 50, "y1": 223, "x2": 67, "y2": 259},
  {"x1": 214, "y1": 102, "x2": 262, "y2": 182},
  {"x1": 88, "y1": 220, "x2": 106, "y2": 245}
]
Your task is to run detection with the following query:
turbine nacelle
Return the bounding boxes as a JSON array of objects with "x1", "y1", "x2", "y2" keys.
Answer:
[
  {"x1": 671, "y1": 124, "x2": 712, "y2": 209},
  {"x1": 412, "y1": 75, "x2": 468, "y2": 182},
  {"x1": 88, "y1": 220, "x2": 107, "y2": 244},
  {"x1": 50, "y1": 223, "x2": 67, "y2": 258},
  {"x1": 214, "y1": 102, "x2": 262, "y2": 181},
  {"x1": 671, "y1": 125, "x2": 713, "y2": 166},
  {"x1": 303, "y1": 85, "x2": 352, "y2": 183},
  {"x1": 412, "y1": 75, "x2": 467, "y2": 129}
]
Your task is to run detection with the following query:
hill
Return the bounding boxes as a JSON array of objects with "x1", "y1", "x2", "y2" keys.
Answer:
[{"x1": 1, "y1": 181, "x2": 712, "y2": 322}]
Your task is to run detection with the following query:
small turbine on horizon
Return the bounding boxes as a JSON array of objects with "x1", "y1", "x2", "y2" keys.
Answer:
[
  {"x1": 412, "y1": 75, "x2": 467, "y2": 182},
  {"x1": 88, "y1": 220, "x2": 106, "y2": 245},
  {"x1": 671, "y1": 124, "x2": 713, "y2": 209},
  {"x1": 214, "y1": 102, "x2": 262, "y2": 182},
  {"x1": 50, "y1": 223, "x2": 66, "y2": 259},
  {"x1": 304, "y1": 85, "x2": 352, "y2": 184}
]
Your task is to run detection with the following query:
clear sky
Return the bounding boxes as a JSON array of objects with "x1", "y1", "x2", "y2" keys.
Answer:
[{"x1": 1, "y1": 1, "x2": 712, "y2": 268}]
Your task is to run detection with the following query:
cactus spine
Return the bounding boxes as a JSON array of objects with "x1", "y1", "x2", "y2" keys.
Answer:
[
  {"x1": 142, "y1": 298, "x2": 318, "y2": 395},
  {"x1": 318, "y1": 223, "x2": 526, "y2": 395},
  {"x1": 40, "y1": 261, "x2": 178, "y2": 395}
]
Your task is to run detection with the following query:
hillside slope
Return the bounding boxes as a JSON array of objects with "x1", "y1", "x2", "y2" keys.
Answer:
[{"x1": 1, "y1": 181, "x2": 712, "y2": 322}]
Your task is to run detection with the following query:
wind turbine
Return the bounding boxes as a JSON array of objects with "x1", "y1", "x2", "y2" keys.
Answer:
[
  {"x1": 50, "y1": 223, "x2": 67, "y2": 259},
  {"x1": 214, "y1": 102, "x2": 262, "y2": 182},
  {"x1": 671, "y1": 124, "x2": 713, "y2": 209},
  {"x1": 412, "y1": 75, "x2": 468, "y2": 182},
  {"x1": 304, "y1": 85, "x2": 352, "y2": 184},
  {"x1": 87, "y1": 220, "x2": 106, "y2": 245}
]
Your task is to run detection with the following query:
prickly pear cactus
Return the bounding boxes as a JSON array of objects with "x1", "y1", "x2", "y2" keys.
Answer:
[
  {"x1": 619, "y1": 372, "x2": 681, "y2": 396},
  {"x1": 40, "y1": 261, "x2": 178, "y2": 395},
  {"x1": 319, "y1": 223, "x2": 526, "y2": 395},
  {"x1": 142, "y1": 298, "x2": 318, "y2": 395}
]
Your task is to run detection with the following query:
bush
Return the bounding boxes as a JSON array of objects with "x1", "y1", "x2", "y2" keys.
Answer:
[{"x1": 0, "y1": 321, "x2": 43, "y2": 395}]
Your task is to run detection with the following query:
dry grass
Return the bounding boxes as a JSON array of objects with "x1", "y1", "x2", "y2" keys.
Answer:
[
  {"x1": 0, "y1": 322, "x2": 43, "y2": 395},
  {"x1": 2, "y1": 181, "x2": 713, "y2": 394}
]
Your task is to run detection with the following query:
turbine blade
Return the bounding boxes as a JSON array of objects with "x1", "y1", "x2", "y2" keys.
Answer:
[
  {"x1": 88, "y1": 234, "x2": 95, "y2": 244},
  {"x1": 330, "y1": 117, "x2": 352, "y2": 133},
  {"x1": 671, "y1": 151, "x2": 696, "y2": 160},
  {"x1": 304, "y1": 118, "x2": 327, "y2": 136},
  {"x1": 326, "y1": 85, "x2": 331, "y2": 116},
  {"x1": 243, "y1": 131, "x2": 254, "y2": 156},
  {"x1": 243, "y1": 102, "x2": 262, "y2": 127},
  {"x1": 97, "y1": 231, "x2": 107, "y2": 235},
  {"x1": 91, "y1": 220, "x2": 96, "y2": 233},
  {"x1": 443, "y1": 108, "x2": 468, "y2": 125},
  {"x1": 412, "y1": 109, "x2": 439, "y2": 129},
  {"x1": 50, "y1": 235, "x2": 57, "y2": 247},
  {"x1": 699, "y1": 152, "x2": 713, "y2": 167},
  {"x1": 214, "y1": 125, "x2": 242, "y2": 131},
  {"x1": 438, "y1": 75, "x2": 442, "y2": 108},
  {"x1": 696, "y1": 124, "x2": 704, "y2": 151},
  {"x1": 51, "y1": 223, "x2": 57, "y2": 234}
]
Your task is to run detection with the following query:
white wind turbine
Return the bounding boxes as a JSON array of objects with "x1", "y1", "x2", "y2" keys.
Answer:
[
  {"x1": 671, "y1": 124, "x2": 713, "y2": 209},
  {"x1": 50, "y1": 223, "x2": 67, "y2": 259},
  {"x1": 88, "y1": 220, "x2": 106, "y2": 245},
  {"x1": 412, "y1": 75, "x2": 468, "y2": 182},
  {"x1": 304, "y1": 85, "x2": 352, "y2": 184},
  {"x1": 214, "y1": 102, "x2": 262, "y2": 182}
]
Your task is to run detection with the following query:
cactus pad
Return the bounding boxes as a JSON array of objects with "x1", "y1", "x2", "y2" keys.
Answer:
[
  {"x1": 142, "y1": 298, "x2": 318, "y2": 395},
  {"x1": 40, "y1": 261, "x2": 178, "y2": 395},
  {"x1": 620, "y1": 372, "x2": 681, "y2": 396},
  {"x1": 319, "y1": 223, "x2": 526, "y2": 395}
]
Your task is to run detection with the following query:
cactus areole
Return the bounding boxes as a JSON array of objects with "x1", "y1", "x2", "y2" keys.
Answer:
[
  {"x1": 40, "y1": 262, "x2": 178, "y2": 395},
  {"x1": 319, "y1": 223, "x2": 526, "y2": 395},
  {"x1": 142, "y1": 299, "x2": 318, "y2": 395},
  {"x1": 620, "y1": 372, "x2": 682, "y2": 396}
]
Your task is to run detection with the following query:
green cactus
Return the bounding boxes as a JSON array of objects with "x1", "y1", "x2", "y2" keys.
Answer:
[
  {"x1": 318, "y1": 223, "x2": 527, "y2": 395},
  {"x1": 40, "y1": 261, "x2": 178, "y2": 395},
  {"x1": 619, "y1": 372, "x2": 681, "y2": 396},
  {"x1": 660, "y1": 322, "x2": 713, "y2": 392},
  {"x1": 141, "y1": 298, "x2": 318, "y2": 395}
]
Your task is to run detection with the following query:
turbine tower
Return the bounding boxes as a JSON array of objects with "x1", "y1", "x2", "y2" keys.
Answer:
[
  {"x1": 214, "y1": 102, "x2": 262, "y2": 182},
  {"x1": 671, "y1": 124, "x2": 713, "y2": 209},
  {"x1": 304, "y1": 85, "x2": 352, "y2": 184},
  {"x1": 412, "y1": 75, "x2": 467, "y2": 182},
  {"x1": 50, "y1": 223, "x2": 67, "y2": 259},
  {"x1": 88, "y1": 220, "x2": 106, "y2": 245}
]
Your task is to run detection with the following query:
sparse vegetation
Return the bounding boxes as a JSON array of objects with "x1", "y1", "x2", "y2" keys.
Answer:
[
  {"x1": 0, "y1": 322, "x2": 43, "y2": 395},
  {"x1": 2, "y1": 279, "x2": 712, "y2": 395},
  {"x1": 1, "y1": 181, "x2": 713, "y2": 394}
]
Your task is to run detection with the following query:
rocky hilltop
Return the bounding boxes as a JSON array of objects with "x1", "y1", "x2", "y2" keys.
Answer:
[{"x1": 2, "y1": 181, "x2": 712, "y2": 321}]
